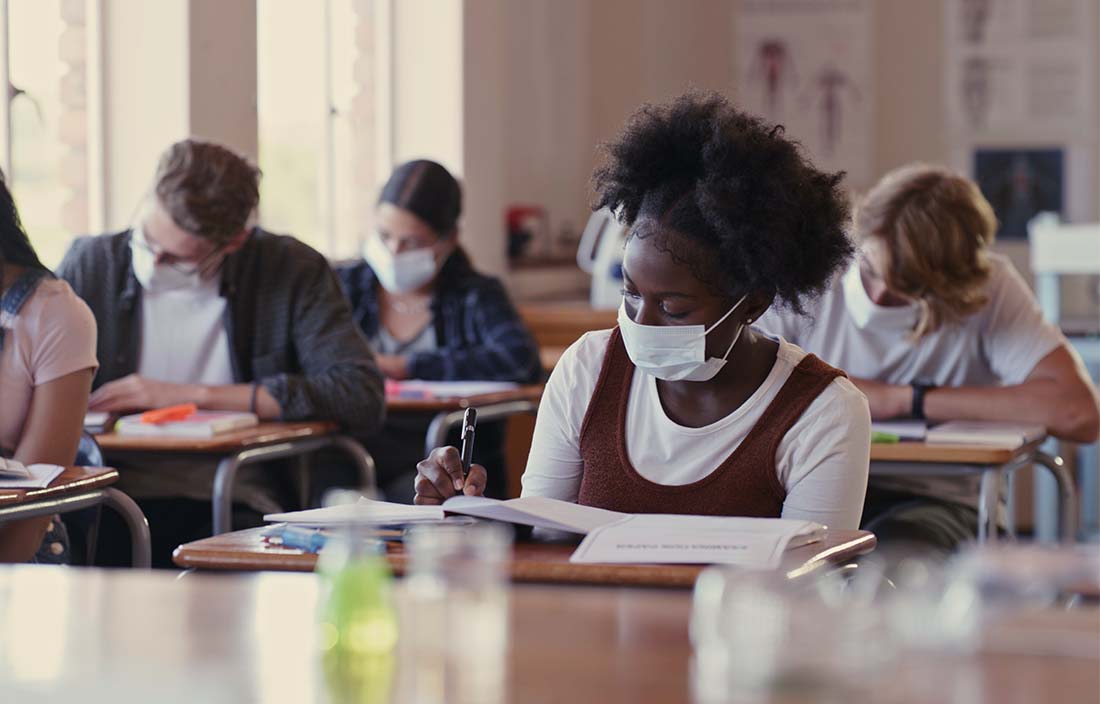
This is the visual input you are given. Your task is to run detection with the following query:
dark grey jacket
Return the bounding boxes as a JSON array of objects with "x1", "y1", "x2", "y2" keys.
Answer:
[{"x1": 57, "y1": 228, "x2": 385, "y2": 439}]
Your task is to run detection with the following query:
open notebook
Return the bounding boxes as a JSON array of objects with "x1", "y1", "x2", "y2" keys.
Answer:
[
  {"x1": 265, "y1": 496, "x2": 825, "y2": 569},
  {"x1": 0, "y1": 459, "x2": 64, "y2": 489}
]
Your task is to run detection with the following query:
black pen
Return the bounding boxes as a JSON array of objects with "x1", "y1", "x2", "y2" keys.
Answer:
[{"x1": 458, "y1": 407, "x2": 477, "y2": 493}]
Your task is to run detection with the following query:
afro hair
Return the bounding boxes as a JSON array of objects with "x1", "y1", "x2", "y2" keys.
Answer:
[{"x1": 592, "y1": 91, "x2": 854, "y2": 314}]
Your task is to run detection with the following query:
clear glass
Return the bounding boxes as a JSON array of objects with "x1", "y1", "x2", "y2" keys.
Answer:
[
  {"x1": 690, "y1": 566, "x2": 895, "y2": 704},
  {"x1": 394, "y1": 522, "x2": 512, "y2": 704}
]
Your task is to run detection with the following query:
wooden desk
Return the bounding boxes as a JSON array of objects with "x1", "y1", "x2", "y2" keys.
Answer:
[
  {"x1": 96, "y1": 422, "x2": 376, "y2": 535},
  {"x1": 173, "y1": 526, "x2": 877, "y2": 586},
  {"x1": 0, "y1": 566, "x2": 1096, "y2": 703},
  {"x1": 0, "y1": 466, "x2": 150, "y2": 567},
  {"x1": 385, "y1": 385, "x2": 544, "y2": 458},
  {"x1": 869, "y1": 439, "x2": 1075, "y2": 543}
]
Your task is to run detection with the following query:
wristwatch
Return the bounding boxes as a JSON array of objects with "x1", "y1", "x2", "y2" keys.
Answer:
[{"x1": 911, "y1": 382, "x2": 935, "y2": 420}]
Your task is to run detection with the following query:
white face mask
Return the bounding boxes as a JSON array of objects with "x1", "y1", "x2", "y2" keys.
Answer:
[
  {"x1": 842, "y1": 261, "x2": 917, "y2": 330},
  {"x1": 617, "y1": 294, "x2": 748, "y2": 382},
  {"x1": 363, "y1": 236, "x2": 442, "y2": 294},
  {"x1": 129, "y1": 228, "x2": 208, "y2": 292}
]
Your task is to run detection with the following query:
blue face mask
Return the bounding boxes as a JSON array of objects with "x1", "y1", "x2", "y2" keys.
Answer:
[{"x1": 616, "y1": 295, "x2": 748, "y2": 382}]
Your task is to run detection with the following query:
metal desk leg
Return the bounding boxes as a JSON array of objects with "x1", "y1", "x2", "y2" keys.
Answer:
[
  {"x1": 102, "y1": 488, "x2": 151, "y2": 568},
  {"x1": 1033, "y1": 452, "x2": 1077, "y2": 543},
  {"x1": 325, "y1": 435, "x2": 378, "y2": 492},
  {"x1": 212, "y1": 437, "x2": 379, "y2": 535},
  {"x1": 977, "y1": 468, "x2": 1003, "y2": 544}
]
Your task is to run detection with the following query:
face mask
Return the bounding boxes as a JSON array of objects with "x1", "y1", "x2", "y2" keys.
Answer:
[
  {"x1": 363, "y1": 236, "x2": 442, "y2": 294},
  {"x1": 129, "y1": 229, "x2": 208, "y2": 292},
  {"x1": 617, "y1": 295, "x2": 748, "y2": 382},
  {"x1": 842, "y1": 261, "x2": 917, "y2": 330}
]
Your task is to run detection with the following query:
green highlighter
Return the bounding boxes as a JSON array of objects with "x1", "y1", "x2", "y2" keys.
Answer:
[{"x1": 871, "y1": 431, "x2": 900, "y2": 444}]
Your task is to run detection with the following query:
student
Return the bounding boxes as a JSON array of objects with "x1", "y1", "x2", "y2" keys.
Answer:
[
  {"x1": 0, "y1": 173, "x2": 97, "y2": 562},
  {"x1": 414, "y1": 92, "x2": 871, "y2": 529},
  {"x1": 756, "y1": 163, "x2": 1100, "y2": 550},
  {"x1": 337, "y1": 160, "x2": 540, "y2": 500},
  {"x1": 58, "y1": 138, "x2": 385, "y2": 565}
]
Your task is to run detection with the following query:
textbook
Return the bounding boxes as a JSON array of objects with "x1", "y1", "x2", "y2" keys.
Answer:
[
  {"x1": 925, "y1": 421, "x2": 1045, "y2": 448},
  {"x1": 265, "y1": 496, "x2": 825, "y2": 568},
  {"x1": 0, "y1": 460, "x2": 64, "y2": 489},
  {"x1": 871, "y1": 420, "x2": 927, "y2": 442},
  {"x1": 115, "y1": 410, "x2": 259, "y2": 438}
]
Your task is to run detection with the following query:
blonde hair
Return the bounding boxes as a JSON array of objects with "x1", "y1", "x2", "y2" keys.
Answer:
[{"x1": 855, "y1": 163, "x2": 997, "y2": 338}]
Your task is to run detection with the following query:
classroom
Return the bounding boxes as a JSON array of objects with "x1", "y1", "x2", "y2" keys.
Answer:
[{"x1": 0, "y1": 0, "x2": 1097, "y2": 702}]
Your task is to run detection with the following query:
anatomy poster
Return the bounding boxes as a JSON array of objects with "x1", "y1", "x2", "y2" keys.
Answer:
[
  {"x1": 945, "y1": 0, "x2": 1096, "y2": 135},
  {"x1": 735, "y1": 0, "x2": 875, "y2": 189}
]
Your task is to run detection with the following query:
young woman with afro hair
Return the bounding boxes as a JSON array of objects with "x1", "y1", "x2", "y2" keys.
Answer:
[{"x1": 414, "y1": 91, "x2": 871, "y2": 529}]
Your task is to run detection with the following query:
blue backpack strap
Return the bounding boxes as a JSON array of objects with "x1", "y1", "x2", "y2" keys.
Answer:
[{"x1": 0, "y1": 268, "x2": 50, "y2": 353}]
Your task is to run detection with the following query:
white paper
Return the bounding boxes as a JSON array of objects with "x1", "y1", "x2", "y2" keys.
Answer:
[
  {"x1": 0, "y1": 457, "x2": 32, "y2": 479},
  {"x1": 389, "y1": 380, "x2": 520, "y2": 399},
  {"x1": 441, "y1": 495, "x2": 624, "y2": 535},
  {"x1": 926, "y1": 420, "x2": 1045, "y2": 448},
  {"x1": 83, "y1": 412, "x2": 110, "y2": 429},
  {"x1": 0, "y1": 463, "x2": 64, "y2": 489},
  {"x1": 569, "y1": 514, "x2": 824, "y2": 569},
  {"x1": 871, "y1": 420, "x2": 928, "y2": 441},
  {"x1": 115, "y1": 411, "x2": 258, "y2": 438},
  {"x1": 265, "y1": 498, "x2": 445, "y2": 526}
]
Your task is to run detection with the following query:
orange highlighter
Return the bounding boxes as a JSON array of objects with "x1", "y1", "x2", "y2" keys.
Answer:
[{"x1": 140, "y1": 403, "x2": 198, "y2": 425}]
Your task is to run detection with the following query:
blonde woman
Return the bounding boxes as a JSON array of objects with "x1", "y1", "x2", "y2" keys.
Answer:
[{"x1": 758, "y1": 163, "x2": 1099, "y2": 552}]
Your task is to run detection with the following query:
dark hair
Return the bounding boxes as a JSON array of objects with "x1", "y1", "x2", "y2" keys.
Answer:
[
  {"x1": 0, "y1": 170, "x2": 46, "y2": 272},
  {"x1": 154, "y1": 139, "x2": 261, "y2": 245},
  {"x1": 379, "y1": 160, "x2": 462, "y2": 235},
  {"x1": 592, "y1": 91, "x2": 853, "y2": 313}
]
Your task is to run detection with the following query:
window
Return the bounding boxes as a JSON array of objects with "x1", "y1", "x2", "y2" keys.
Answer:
[
  {"x1": 0, "y1": 0, "x2": 92, "y2": 267},
  {"x1": 257, "y1": 0, "x2": 384, "y2": 260}
]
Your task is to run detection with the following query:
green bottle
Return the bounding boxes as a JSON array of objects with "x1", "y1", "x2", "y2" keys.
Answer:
[{"x1": 317, "y1": 529, "x2": 399, "y2": 703}]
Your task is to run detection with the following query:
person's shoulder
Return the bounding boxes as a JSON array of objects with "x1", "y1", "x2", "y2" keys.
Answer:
[
  {"x1": 984, "y1": 251, "x2": 1032, "y2": 295},
  {"x1": 62, "y1": 230, "x2": 130, "y2": 265},
  {"x1": 21, "y1": 278, "x2": 96, "y2": 341},
  {"x1": 553, "y1": 328, "x2": 614, "y2": 377},
  {"x1": 249, "y1": 228, "x2": 326, "y2": 260}
]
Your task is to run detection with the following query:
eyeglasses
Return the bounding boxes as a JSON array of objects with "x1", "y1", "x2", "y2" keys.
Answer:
[{"x1": 132, "y1": 226, "x2": 225, "y2": 276}]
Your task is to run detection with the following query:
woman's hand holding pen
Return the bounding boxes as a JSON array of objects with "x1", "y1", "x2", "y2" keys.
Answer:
[{"x1": 413, "y1": 446, "x2": 487, "y2": 505}]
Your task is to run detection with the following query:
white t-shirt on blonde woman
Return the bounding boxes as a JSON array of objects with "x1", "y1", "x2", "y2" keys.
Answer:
[
  {"x1": 520, "y1": 328, "x2": 871, "y2": 530},
  {"x1": 0, "y1": 277, "x2": 98, "y2": 455}
]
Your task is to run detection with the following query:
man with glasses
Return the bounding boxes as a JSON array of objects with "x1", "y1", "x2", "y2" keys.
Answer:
[{"x1": 57, "y1": 139, "x2": 385, "y2": 566}]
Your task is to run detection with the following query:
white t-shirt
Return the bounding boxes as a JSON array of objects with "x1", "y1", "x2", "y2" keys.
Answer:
[
  {"x1": 520, "y1": 329, "x2": 871, "y2": 530},
  {"x1": 138, "y1": 276, "x2": 234, "y2": 385},
  {"x1": 756, "y1": 252, "x2": 1068, "y2": 504}
]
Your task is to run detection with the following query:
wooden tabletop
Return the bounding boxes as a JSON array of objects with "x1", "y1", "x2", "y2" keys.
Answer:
[
  {"x1": 0, "y1": 465, "x2": 118, "y2": 507},
  {"x1": 0, "y1": 566, "x2": 1096, "y2": 703},
  {"x1": 385, "y1": 384, "x2": 544, "y2": 413},
  {"x1": 870, "y1": 439, "x2": 1040, "y2": 465},
  {"x1": 173, "y1": 526, "x2": 876, "y2": 586},
  {"x1": 95, "y1": 421, "x2": 338, "y2": 453}
]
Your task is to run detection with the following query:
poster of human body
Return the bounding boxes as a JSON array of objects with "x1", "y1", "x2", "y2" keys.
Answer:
[{"x1": 735, "y1": 0, "x2": 874, "y2": 190}]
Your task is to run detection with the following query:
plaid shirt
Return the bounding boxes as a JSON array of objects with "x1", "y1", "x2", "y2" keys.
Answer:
[
  {"x1": 336, "y1": 249, "x2": 541, "y2": 383},
  {"x1": 57, "y1": 228, "x2": 385, "y2": 439}
]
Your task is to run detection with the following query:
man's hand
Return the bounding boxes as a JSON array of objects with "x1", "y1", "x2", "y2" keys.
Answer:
[
  {"x1": 88, "y1": 374, "x2": 197, "y2": 412},
  {"x1": 850, "y1": 377, "x2": 913, "y2": 420}
]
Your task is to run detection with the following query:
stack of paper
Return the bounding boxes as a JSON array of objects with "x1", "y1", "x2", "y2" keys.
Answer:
[
  {"x1": 871, "y1": 420, "x2": 928, "y2": 441},
  {"x1": 0, "y1": 460, "x2": 64, "y2": 489},
  {"x1": 926, "y1": 421, "x2": 1046, "y2": 448},
  {"x1": 115, "y1": 411, "x2": 258, "y2": 438}
]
